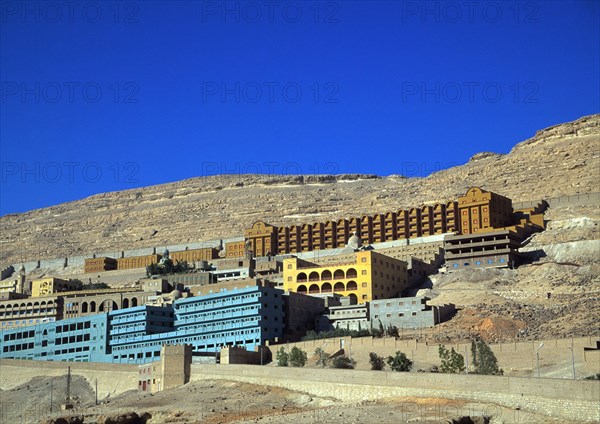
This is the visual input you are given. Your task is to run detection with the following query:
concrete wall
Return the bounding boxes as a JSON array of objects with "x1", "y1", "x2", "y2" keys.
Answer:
[
  {"x1": 220, "y1": 346, "x2": 271, "y2": 365},
  {"x1": 190, "y1": 363, "x2": 600, "y2": 422},
  {"x1": 0, "y1": 358, "x2": 138, "y2": 398},
  {"x1": 513, "y1": 192, "x2": 600, "y2": 209},
  {"x1": 3, "y1": 236, "x2": 244, "y2": 277},
  {"x1": 278, "y1": 335, "x2": 600, "y2": 377}
]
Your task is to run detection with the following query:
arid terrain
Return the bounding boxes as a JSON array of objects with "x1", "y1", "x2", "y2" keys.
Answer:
[
  {"x1": 0, "y1": 375, "x2": 577, "y2": 424},
  {"x1": 1, "y1": 114, "x2": 598, "y2": 266}
]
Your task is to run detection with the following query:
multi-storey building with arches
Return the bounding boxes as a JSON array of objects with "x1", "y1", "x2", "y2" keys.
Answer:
[{"x1": 283, "y1": 250, "x2": 408, "y2": 304}]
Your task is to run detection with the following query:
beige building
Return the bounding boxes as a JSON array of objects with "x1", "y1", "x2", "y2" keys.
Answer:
[
  {"x1": 138, "y1": 344, "x2": 192, "y2": 393},
  {"x1": 31, "y1": 278, "x2": 81, "y2": 297}
]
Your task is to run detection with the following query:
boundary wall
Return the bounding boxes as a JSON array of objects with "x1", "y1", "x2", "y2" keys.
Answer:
[
  {"x1": 190, "y1": 363, "x2": 600, "y2": 422},
  {"x1": 0, "y1": 358, "x2": 138, "y2": 398},
  {"x1": 275, "y1": 335, "x2": 600, "y2": 376}
]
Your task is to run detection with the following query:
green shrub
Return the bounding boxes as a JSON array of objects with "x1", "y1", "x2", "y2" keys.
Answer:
[
  {"x1": 369, "y1": 352, "x2": 386, "y2": 371},
  {"x1": 289, "y1": 347, "x2": 307, "y2": 367},
  {"x1": 330, "y1": 354, "x2": 356, "y2": 369},
  {"x1": 438, "y1": 345, "x2": 465, "y2": 373},
  {"x1": 471, "y1": 339, "x2": 503, "y2": 375},
  {"x1": 315, "y1": 347, "x2": 330, "y2": 368},
  {"x1": 275, "y1": 347, "x2": 288, "y2": 367},
  {"x1": 386, "y1": 351, "x2": 413, "y2": 372}
]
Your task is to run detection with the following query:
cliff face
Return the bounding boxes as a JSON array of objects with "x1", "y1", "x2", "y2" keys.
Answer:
[{"x1": 1, "y1": 114, "x2": 598, "y2": 266}]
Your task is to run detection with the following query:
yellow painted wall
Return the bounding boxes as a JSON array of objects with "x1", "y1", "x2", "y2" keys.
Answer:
[{"x1": 283, "y1": 251, "x2": 408, "y2": 303}]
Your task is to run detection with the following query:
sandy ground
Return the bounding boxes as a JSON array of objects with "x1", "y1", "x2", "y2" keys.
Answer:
[{"x1": 0, "y1": 376, "x2": 582, "y2": 424}]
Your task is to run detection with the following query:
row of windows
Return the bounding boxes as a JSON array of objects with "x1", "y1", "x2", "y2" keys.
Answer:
[
  {"x1": 112, "y1": 329, "x2": 263, "y2": 352},
  {"x1": 0, "y1": 309, "x2": 53, "y2": 316},
  {"x1": 177, "y1": 293, "x2": 260, "y2": 311},
  {"x1": 373, "y1": 300, "x2": 418, "y2": 308},
  {"x1": 373, "y1": 312, "x2": 417, "y2": 319},
  {"x1": 3, "y1": 329, "x2": 35, "y2": 341},
  {"x1": 0, "y1": 318, "x2": 55, "y2": 328},
  {"x1": 56, "y1": 321, "x2": 92, "y2": 333},
  {"x1": 55, "y1": 334, "x2": 91, "y2": 345},
  {"x1": 54, "y1": 346, "x2": 90, "y2": 355},
  {"x1": 452, "y1": 258, "x2": 506, "y2": 268},
  {"x1": 2, "y1": 342, "x2": 33, "y2": 352}
]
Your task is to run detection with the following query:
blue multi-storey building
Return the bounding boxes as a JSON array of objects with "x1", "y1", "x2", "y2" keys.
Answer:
[
  {"x1": 0, "y1": 281, "x2": 287, "y2": 364},
  {"x1": 1, "y1": 313, "x2": 111, "y2": 362}
]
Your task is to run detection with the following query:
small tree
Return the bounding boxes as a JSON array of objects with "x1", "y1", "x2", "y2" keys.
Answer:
[
  {"x1": 369, "y1": 352, "x2": 386, "y2": 371},
  {"x1": 276, "y1": 347, "x2": 289, "y2": 367},
  {"x1": 438, "y1": 345, "x2": 465, "y2": 373},
  {"x1": 289, "y1": 347, "x2": 307, "y2": 367},
  {"x1": 330, "y1": 354, "x2": 356, "y2": 369},
  {"x1": 386, "y1": 325, "x2": 399, "y2": 339},
  {"x1": 315, "y1": 347, "x2": 330, "y2": 368},
  {"x1": 387, "y1": 351, "x2": 413, "y2": 372},
  {"x1": 471, "y1": 339, "x2": 503, "y2": 375}
]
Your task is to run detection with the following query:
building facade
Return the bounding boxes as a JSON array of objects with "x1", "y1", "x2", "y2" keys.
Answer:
[
  {"x1": 0, "y1": 281, "x2": 288, "y2": 364},
  {"x1": 443, "y1": 229, "x2": 521, "y2": 270},
  {"x1": 84, "y1": 257, "x2": 118, "y2": 273},
  {"x1": 457, "y1": 187, "x2": 514, "y2": 235},
  {"x1": 283, "y1": 251, "x2": 409, "y2": 304},
  {"x1": 31, "y1": 278, "x2": 81, "y2": 297},
  {"x1": 370, "y1": 297, "x2": 455, "y2": 330},
  {"x1": 230, "y1": 187, "x2": 545, "y2": 259}
]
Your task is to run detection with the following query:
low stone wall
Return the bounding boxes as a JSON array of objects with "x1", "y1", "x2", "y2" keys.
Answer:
[
  {"x1": 191, "y1": 363, "x2": 600, "y2": 422},
  {"x1": 277, "y1": 335, "x2": 600, "y2": 377},
  {"x1": 0, "y1": 359, "x2": 138, "y2": 398}
]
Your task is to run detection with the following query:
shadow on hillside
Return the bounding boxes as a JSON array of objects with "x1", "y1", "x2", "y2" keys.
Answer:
[{"x1": 519, "y1": 249, "x2": 547, "y2": 265}]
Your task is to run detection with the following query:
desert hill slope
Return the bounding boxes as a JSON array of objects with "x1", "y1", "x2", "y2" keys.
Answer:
[{"x1": 1, "y1": 114, "x2": 598, "y2": 266}]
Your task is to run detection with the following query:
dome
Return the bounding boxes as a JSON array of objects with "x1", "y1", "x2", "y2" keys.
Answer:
[
  {"x1": 347, "y1": 232, "x2": 362, "y2": 250},
  {"x1": 163, "y1": 248, "x2": 170, "y2": 256},
  {"x1": 169, "y1": 289, "x2": 182, "y2": 300},
  {"x1": 19, "y1": 264, "x2": 26, "y2": 273}
]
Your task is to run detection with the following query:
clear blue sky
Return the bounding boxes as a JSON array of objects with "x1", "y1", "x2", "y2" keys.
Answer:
[{"x1": 1, "y1": 1, "x2": 599, "y2": 215}]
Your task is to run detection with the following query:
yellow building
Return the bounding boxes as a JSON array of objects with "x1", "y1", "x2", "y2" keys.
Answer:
[
  {"x1": 31, "y1": 277, "x2": 81, "y2": 297},
  {"x1": 458, "y1": 187, "x2": 513, "y2": 235},
  {"x1": 283, "y1": 251, "x2": 408, "y2": 304}
]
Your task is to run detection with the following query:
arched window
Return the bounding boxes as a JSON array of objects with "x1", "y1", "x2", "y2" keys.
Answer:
[
  {"x1": 348, "y1": 293, "x2": 358, "y2": 304},
  {"x1": 346, "y1": 281, "x2": 358, "y2": 291},
  {"x1": 132, "y1": 298, "x2": 138, "y2": 307},
  {"x1": 333, "y1": 282, "x2": 345, "y2": 292},
  {"x1": 321, "y1": 270, "x2": 332, "y2": 280},
  {"x1": 99, "y1": 302, "x2": 104, "y2": 312},
  {"x1": 308, "y1": 271, "x2": 320, "y2": 282},
  {"x1": 123, "y1": 298, "x2": 129, "y2": 309},
  {"x1": 321, "y1": 282, "x2": 332, "y2": 293},
  {"x1": 297, "y1": 272, "x2": 307, "y2": 283},
  {"x1": 90, "y1": 301, "x2": 96, "y2": 312},
  {"x1": 333, "y1": 269, "x2": 344, "y2": 279},
  {"x1": 297, "y1": 285, "x2": 307, "y2": 294},
  {"x1": 112, "y1": 301, "x2": 118, "y2": 311},
  {"x1": 81, "y1": 302, "x2": 88, "y2": 313},
  {"x1": 346, "y1": 268, "x2": 357, "y2": 279},
  {"x1": 309, "y1": 284, "x2": 320, "y2": 294}
]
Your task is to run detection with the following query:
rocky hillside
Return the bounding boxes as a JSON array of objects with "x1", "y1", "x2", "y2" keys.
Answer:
[{"x1": 1, "y1": 114, "x2": 598, "y2": 266}]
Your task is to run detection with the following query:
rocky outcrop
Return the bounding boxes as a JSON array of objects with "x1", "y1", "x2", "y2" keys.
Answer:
[{"x1": 0, "y1": 115, "x2": 598, "y2": 266}]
